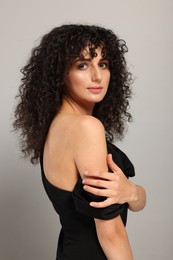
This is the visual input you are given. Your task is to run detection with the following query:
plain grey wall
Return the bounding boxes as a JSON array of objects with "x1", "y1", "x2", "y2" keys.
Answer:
[{"x1": 1, "y1": 0, "x2": 173, "y2": 259}]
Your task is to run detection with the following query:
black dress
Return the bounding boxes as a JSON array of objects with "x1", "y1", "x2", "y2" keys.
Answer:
[{"x1": 40, "y1": 141, "x2": 135, "y2": 260}]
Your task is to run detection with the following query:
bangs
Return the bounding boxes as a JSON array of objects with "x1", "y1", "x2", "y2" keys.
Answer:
[
  {"x1": 60, "y1": 25, "x2": 114, "y2": 72},
  {"x1": 78, "y1": 43, "x2": 107, "y2": 60}
]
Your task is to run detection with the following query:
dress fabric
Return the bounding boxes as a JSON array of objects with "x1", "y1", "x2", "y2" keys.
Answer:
[{"x1": 40, "y1": 141, "x2": 135, "y2": 260}]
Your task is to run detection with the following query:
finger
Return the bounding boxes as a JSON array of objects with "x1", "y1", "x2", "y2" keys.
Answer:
[
  {"x1": 82, "y1": 178, "x2": 111, "y2": 189},
  {"x1": 89, "y1": 198, "x2": 115, "y2": 208},
  {"x1": 83, "y1": 185, "x2": 110, "y2": 197},
  {"x1": 107, "y1": 154, "x2": 120, "y2": 172},
  {"x1": 84, "y1": 171, "x2": 115, "y2": 181}
]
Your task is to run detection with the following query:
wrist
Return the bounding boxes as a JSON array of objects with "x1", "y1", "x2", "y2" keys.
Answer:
[{"x1": 128, "y1": 182, "x2": 138, "y2": 204}]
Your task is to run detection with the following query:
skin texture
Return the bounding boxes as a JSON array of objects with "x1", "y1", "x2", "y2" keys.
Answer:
[
  {"x1": 43, "y1": 47, "x2": 134, "y2": 259},
  {"x1": 82, "y1": 154, "x2": 146, "y2": 211},
  {"x1": 63, "y1": 48, "x2": 110, "y2": 115}
]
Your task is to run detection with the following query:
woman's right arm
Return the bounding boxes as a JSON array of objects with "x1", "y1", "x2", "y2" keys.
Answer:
[{"x1": 73, "y1": 115, "x2": 133, "y2": 259}]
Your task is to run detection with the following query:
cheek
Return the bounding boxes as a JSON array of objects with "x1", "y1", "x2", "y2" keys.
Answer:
[
  {"x1": 105, "y1": 72, "x2": 111, "y2": 85},
  {"x1": 108, "y1": 70, "x2": 111, "y2": 79},
  {"x1": 73, "y1": 72, "x2": 88, "y2": 85},
  {"x1": 66, "y1": 73, "x2": 86, "y2": 88},
  {"x1": 72, "y1": 77, "x2": 84, "y2": 87}
]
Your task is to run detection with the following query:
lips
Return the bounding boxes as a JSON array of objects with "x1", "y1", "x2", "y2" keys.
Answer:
[
  {"x1": 87, "y1": 86, "x2": 103, "y2": 93},
  {"x1": 88, "y1": 87, "x2": 102, "y2": 94},
  {"x1": 88, "y1": 86, "x2": 102, "y2": 89}
]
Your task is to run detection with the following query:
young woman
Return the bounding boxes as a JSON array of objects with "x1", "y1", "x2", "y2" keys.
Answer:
[{"x1": 13, "y1": 24, "x2": 146, "y2": 259}]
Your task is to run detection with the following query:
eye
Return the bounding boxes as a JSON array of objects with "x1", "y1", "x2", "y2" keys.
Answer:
[
  {"x1": 99, "y1": 61, "x2": 109, "y2": 69},
  {"x1": 77, "y1": 63, "x2": 88, "y2": 70}
]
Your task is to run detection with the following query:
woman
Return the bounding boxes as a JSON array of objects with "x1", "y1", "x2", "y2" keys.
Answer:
[{"x1": 13, "y1": 24, "x2": 146, "y2": 259}]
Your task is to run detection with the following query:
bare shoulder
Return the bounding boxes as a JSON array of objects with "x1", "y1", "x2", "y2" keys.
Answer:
[
  {"x1": 73, "y1": 115, "x2": 105, "y2": 139},
  {"x1": 71, "y1": 115, "x2": 108, "y2": 177},
  {"x1": 77, "y1": 115, "x2": 103, "y2": 126},
  {"x1": 71, "y1": 115, "x2": 106, "y2": 151}
]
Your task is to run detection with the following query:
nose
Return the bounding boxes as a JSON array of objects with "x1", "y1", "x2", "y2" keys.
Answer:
[{"x1": 91, "y1": 66, "x2": 102, "y2": 82}]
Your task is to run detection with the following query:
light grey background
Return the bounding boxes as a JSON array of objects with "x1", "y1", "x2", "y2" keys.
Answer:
[{"x1": 0, "y1": 0, "x2": 173, "y2": 259}]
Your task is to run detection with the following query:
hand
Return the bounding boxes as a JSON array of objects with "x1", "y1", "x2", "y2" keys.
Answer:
[{"x1": 82, "y1": 154, "x2": 136, "y2": 208}]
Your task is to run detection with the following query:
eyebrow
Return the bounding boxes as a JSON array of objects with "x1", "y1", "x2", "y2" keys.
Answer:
[{"x1": 75, "y1": 57, "x2": 108, "y2": 62}]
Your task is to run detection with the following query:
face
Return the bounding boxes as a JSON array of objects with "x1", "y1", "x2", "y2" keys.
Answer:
[{"x1": 63, "y1": 47, "x2": 110, "y2": 111}]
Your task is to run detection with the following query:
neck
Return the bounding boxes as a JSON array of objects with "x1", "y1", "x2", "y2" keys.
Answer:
[{"x1": 60, "y1": 96, "x2": 94, "y2": 115}]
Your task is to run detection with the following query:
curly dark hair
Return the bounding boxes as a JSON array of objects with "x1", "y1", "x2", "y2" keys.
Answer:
[{"x1": 13, "y1": 24, "x2": 133, "y2": 164}]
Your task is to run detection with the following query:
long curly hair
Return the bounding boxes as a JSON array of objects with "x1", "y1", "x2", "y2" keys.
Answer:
[{"x1": 13, "y1": 24, "x2": 133, "y2": 164}]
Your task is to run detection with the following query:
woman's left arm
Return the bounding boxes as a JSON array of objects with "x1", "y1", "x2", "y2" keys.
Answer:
[{"x1": 82, "y1": 154, "x2": 146, "y2": 212}]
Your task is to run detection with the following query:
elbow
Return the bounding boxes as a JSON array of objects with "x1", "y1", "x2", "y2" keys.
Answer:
[
  {"x1": 95, "y1": 217, "x2": 133, "y2": 259},
  {"x1": 104, "y1": 226, "x2": 127, "y2": 245},
  {"x1": 96, "y1": 216, "x2": 128, "y2": 244}
]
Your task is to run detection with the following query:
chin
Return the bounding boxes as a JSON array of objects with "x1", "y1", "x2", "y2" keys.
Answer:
[{"x1": 91, "y1": 95, "x2": 105, "y2": 103}]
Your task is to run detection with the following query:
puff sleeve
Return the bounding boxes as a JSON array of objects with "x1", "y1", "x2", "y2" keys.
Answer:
[
  {"x1": 72, "y1": 178, "x2": 126, "y2": 220},
  {"x1": 72, "y1": 141, "x2": 134, "y2": 221}
]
